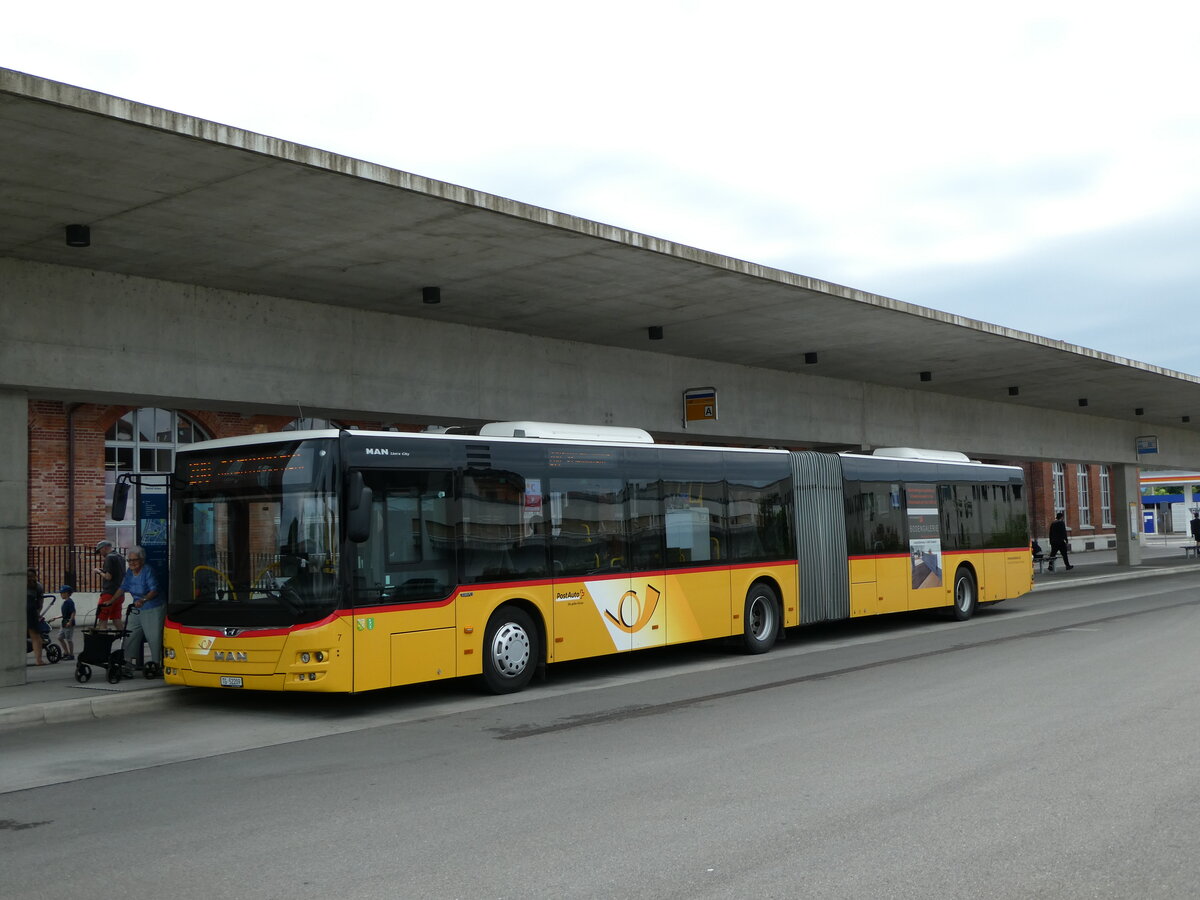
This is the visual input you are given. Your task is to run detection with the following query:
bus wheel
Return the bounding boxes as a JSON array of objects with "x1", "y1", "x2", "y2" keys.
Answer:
[
  {"x1": 742, "y1": 584, "x2": 779, "y2": 654},
  {"x1": 952, "y1": 567, "x2": 977, "y2": 621},
  {"x1": 482, "y1": 606, "x2": 538, "y2": 694}
]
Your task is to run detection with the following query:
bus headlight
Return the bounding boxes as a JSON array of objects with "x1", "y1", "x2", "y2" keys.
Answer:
[{"x1": 300, "y1": 652, "x2": 311, "y2": 664}]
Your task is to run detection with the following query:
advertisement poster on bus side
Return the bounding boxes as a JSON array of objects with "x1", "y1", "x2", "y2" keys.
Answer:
[{"x1": 906, "y1": 484, "x2": 942, "y2": 590}]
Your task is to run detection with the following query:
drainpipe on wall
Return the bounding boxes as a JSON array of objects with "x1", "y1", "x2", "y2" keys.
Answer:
[{"x1": 66, "y1": 403, "x2": 81, "y2": 586}]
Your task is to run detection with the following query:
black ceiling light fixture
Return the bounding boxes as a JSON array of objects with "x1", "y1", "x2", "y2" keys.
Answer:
[
  {"x1": 65, "y1": 224, "x2": 90, "y2": 247},
  {"x1": 919, "y1": 371, "x2": 932, "y2": 382},
  {"x1": 422, "y1": 286, "x2": 441, "y2": 305},
  {"x1": 1008, "y1": 386, "x2": 1019, "y2": 396},
  {"x1": 1135, "y1": 408, "x2": 1145, "y2": 416},
  {"x1": 1184, "y1": 416, "x2": 1191, "y2": 424},
  {"x1": 804, "y1": 352, "x2": 819, "y2": 365},
  {"x1": 648, "y1": 326, "x2": 664, "y2": 341},
  {"x1": 1078, "y1": 398, "x2": 1088, "y2": 407}
]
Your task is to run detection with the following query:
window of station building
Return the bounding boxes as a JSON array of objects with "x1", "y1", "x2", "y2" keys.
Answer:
[
  {"x1": 105, "y1": 409, "x2": 211, "y2": 550},
  {"x1": 1099, "y1": 466, "x2": 1113, "y2": 526},
  {"x1": 1077, "y1": 464, "x2": 1092, "y2": 527},
  {"x1": 1052, "y1": 463, "x2": 1067, "y2": 515}
]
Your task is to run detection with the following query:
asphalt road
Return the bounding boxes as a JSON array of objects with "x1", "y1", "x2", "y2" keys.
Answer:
[{"x1": 3, "y1": 577, "x2": 1199, "y2": 899}]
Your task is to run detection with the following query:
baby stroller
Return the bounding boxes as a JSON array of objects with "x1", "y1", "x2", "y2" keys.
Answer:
[
  {"x1": 75, "y1": 603, "x2": 131, "y2": 684},
  {"x1": 28, "y1": 599, "x2": 63, "y2": 664}
]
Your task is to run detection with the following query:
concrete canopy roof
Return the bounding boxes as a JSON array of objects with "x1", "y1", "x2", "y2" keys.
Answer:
[{"x1": 4, "y1": 67, "x2": 1199, "y2": 430}]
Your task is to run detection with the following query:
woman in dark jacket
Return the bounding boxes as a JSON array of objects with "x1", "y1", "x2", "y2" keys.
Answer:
[{"x1": 26, "y1": 567, "x2": 46, "y2": 665}]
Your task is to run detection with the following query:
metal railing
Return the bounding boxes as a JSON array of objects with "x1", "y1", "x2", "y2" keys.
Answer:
[{"x1": 27, "y1": 545, "x2": 109, "y2": 592}]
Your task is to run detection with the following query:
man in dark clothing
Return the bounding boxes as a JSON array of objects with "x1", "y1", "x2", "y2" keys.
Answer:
[
  {"x1": 1190, "y1": 513, "x2": 1200, "y2": 545},
  {"x1": 1047, "y1": 512, "x2": 1073, "y2": 571}
]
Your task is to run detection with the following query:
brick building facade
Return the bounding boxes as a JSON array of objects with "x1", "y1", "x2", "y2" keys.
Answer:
[{"x1": 1019, "y1": 460, "x2": 1119, "y2": 551}]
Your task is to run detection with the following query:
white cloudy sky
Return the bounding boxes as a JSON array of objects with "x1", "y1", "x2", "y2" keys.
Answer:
[{"x1": 6, "y1": 2, "x2": 1200, "y2": 372}]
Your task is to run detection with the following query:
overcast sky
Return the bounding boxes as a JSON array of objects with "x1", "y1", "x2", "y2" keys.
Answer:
[{"x1": 6, "y1": 2, "x2": 1200, "y2": 373}]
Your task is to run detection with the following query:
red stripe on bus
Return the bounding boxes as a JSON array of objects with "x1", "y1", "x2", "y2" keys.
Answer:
[{"x1": 848, "y1": 546, "x2": 1031, "y2": 562}]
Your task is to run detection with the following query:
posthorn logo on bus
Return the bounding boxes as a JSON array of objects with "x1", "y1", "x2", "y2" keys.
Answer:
[{"x1": 214, "y1": 651, "x2": 249, "y2": 662}]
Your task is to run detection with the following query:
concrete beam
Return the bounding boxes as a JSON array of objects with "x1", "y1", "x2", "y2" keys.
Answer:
[{"x1": 6, "y1": 257, "x2": 1200, "y2": 466}]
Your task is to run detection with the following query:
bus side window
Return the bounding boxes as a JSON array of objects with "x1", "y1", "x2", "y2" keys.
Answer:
[
  {"x1": 549, "y1": 477, "x2": 627, "y2": 575},
  {"x1": 723, "y1": 452, "x2": 793, "y2": 563},
  {"x1": 462, "y1": 469, "x2": 549, "y2": 582},
  {"x1": 660, "y1": 450, "x2": 726, "y2": 568},
  {"x1": 354, "y1": 470, "x2": 457, "y2": 603},
  {"x1": 846, "y1": 482, "x2": 903, "y2": 554}
]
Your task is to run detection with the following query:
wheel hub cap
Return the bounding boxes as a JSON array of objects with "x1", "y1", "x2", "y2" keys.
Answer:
[{"x1": 490, "y1": 622, "x2": 531, "y2": 677}]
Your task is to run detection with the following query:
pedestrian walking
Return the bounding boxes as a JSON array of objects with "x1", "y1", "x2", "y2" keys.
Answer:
[{"x1": 1047, "y1": 512, "x2": 1073, "y2": 571}]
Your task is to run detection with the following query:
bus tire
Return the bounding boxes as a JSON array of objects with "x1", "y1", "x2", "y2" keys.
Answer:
[
  {"x1": 951, "y1": 567, "x2": 977, "y2": 621},
  {"x1": 482, "y1": 605, "x2": 539, "y2": 694},
  {"x1": 742, "y1": 583, "x2": 779, "y2": 654}
]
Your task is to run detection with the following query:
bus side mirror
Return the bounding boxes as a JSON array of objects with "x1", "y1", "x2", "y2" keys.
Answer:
[
  {"x1": 112, "y1": 481, "x2": 130, "y2": 521},
  {"x1": 346, "y1": 471, "x2": 372, "y2": 543}
]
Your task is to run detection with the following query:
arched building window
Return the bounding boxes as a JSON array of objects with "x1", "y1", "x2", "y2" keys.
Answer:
[{"x1": 105, "y1": 409, "x2": 210, "y2": 549}]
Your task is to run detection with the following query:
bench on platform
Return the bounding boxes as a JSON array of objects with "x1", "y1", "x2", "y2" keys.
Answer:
[{"x1": 1182, "y1": 544, "x2": 1199, "y2": 559}]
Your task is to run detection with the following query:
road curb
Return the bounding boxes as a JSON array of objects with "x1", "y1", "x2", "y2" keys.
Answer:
[
  {"x1": 0, "y1": 686, "x2": 187, "y2": 732},
  {"x1": 1033, "y1": 562, "x2": 1200, "y2": 592}
]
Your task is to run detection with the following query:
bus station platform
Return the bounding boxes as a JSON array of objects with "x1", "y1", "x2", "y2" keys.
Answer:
[{"x1": 5, "y1": 539, "x2": 1200, "y2": 732}]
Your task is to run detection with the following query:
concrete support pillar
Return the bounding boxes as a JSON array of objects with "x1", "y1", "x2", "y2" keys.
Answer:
[
  {"x1": 1, "y1": 390, "x2": 29, "y2": 686},
  {"x1": 1113, "y1": 463, "x2": 1143, "y2": 567}
]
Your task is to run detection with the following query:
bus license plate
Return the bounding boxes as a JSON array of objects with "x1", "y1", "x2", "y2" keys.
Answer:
[{"x1": 219, "y1": 676, "x2": 243, "y2": 688}]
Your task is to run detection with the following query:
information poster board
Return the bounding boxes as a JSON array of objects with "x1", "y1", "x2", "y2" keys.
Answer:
[{"x1": 137, "y1": 482, "x2": 169, "y2": 601}]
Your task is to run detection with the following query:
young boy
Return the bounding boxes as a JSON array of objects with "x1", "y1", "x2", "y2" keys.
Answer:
[{"x1": 57, "y1": 585, "x2": 77, "y2": 660}]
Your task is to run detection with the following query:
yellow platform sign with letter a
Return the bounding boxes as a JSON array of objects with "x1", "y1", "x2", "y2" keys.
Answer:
[{"x1": 683, "y1": 386, "x2": 717, "y2": 426}]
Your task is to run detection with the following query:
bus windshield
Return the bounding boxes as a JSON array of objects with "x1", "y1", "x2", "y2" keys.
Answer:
[{"x1": 169, "y1": 439, "x2": 341, "y2": 627}]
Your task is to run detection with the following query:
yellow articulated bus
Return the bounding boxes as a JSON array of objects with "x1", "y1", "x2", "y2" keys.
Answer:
[{"x1": 162, "y1": 423, "x2": 1032, "y2": 693}]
